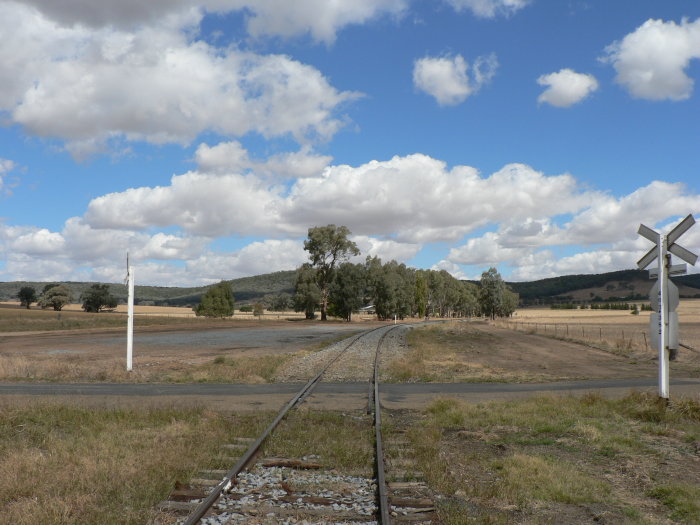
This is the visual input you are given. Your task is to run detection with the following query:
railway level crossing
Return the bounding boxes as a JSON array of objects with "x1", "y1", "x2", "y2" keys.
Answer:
[{"x1": 637, "y1": 214, "x2": 697, "y2": 399}]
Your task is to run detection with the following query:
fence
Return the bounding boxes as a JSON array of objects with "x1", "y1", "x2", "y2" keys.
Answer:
[{"x1": 496, "y1": 320, "x2": 651, "y2": 353}]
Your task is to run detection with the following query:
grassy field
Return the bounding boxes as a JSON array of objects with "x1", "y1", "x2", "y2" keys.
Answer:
[
  {"x1": 0, "y1": 401, "x2": 373, "y2": 525},
  {"x1": 0, "y1": 302, "x2": 305, "y2": 332},
  {"x1": 500, "y1": 299, "x2": 700, "y2": 355},
  {"x1": 0, "y1": 401, "x2": 268, "y2": 525},
  {"x1": 402, "y1": 393, "x2": 700, "y2": 524},
  {"x1": 3, "y1": 396, "x2": 698, "y2": 524}
]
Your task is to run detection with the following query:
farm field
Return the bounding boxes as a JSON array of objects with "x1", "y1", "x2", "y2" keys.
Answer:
[
  {"x1": 500, "y1": 299, "x2": 700, "y2": 358},
  {"x1": 0, "y1": 302, "x2": 379, "y2": 383}
]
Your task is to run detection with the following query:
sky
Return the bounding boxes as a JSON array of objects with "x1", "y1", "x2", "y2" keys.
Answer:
[{"x1": 1, "y1": 0, "x2": 700, "y2": 287}]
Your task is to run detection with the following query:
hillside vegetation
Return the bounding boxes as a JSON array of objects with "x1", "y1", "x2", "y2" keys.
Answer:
[
  {"x1": 2, "y1": 268, "x2": 699, "y2": 308},
  {"x1": 0, "y1": 271, "x2": 296, "y2": 307}
]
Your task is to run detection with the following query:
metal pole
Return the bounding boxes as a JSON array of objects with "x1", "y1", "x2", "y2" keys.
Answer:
[
  {"x1": 658, "y1": 235, "x2": 669, "y2": 399},
  {"x1": 127, "y1": 265, "x2": 134, "y2": 372}
]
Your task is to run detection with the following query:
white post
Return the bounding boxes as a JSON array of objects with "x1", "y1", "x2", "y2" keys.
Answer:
[
  {"x1": 658, "y1": 235, "x2": 668, "y2": 399},
  {"x1": 127, "y1": 265, "x2": 134, "y2": 372}
]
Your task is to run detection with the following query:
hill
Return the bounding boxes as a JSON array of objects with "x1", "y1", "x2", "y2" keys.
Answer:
[
  {"x1": 506, "y1": 269, "x2": 700, "y2": 305},
  {"x1": 0, "y1": 270, "x2": 297, "y2": 307}
]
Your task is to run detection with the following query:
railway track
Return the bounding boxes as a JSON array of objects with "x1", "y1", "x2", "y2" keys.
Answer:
[{"x1": 157, "y1": 324, "x2": 437, "y2": 524}]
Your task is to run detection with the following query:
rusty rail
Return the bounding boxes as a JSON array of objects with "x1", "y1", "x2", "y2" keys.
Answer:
[{"x1": 183, "y1": 325, "x2": 392, "y2": 525}]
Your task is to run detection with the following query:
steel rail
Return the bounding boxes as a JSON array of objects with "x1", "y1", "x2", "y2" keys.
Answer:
[
  {"x1": 372, "y1": 327, "x2": 394, "y2": 524},
  {"x1": 183, "y1": 325, "x2": 388, "y2": 525}
]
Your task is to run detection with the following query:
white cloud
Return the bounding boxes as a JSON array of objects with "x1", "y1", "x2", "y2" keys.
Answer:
[
  {"x1": 603, "y1": 18, "x2": 700, "y2": 101},
  {"x1": 9, "y1": 228, "x2": 66, "y2": 256},
  {"x1": 187, "y1": 240, "x2": 307, "y2": 282},
  {"x1": 537, "y1": 68, "x2": 599, "y2": 107},
  {"x1": 13, "y1": 0, "x2": 408, "y2": 43},
  {"x1": 0, "y1": 3, "x2": 359, "y2": 159},
  {"x1": 84, "y1": 171, "x2": 288, "y2": 237},
  {"x1": 413, "y1": 53, "x2": 497, "y2": 106},
  {"x1": 287, "y1": 158, "x2": 594, "y2": 243},
  {"x1": 448, "y1": 231, "x2": 533, "y2": 266},
  {"x1": 85, "y1": 154, "x2": 595, "y2": 245},
  {"x1": 194, "y1": 141, "x2": 331, "y2": 179},
  {"x1": 444, "y1": 0, "x2": 530, "y2": 18},
  {"x1": 350, "y1": 236, "x2": 421, "y2": 263},
  {"x1": 431, "y1": 259, "x2": 468, "y2": 280},
  {"x1": 228, "y1": 0, "x2": 408, "y2": 44},
  {"x1": 443, "y1": 180, "x2": 700, "y2": 280}
]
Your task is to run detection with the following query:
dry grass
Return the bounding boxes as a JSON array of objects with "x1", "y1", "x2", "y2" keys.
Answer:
[
  {"x1": 0, "y1": 302, "x2": 306, "y2": 333},
  {"x1": 402, "y1": 393, "x2": 700, "y2": 523},
  {"x1": 499, "y1": 299, "x2": 700, "y2": 361},
  {"x1": 0, "y1": 401, "x2": 268, "y2": 524},
  {"x1": 0, "y1": 352, "x2": 295, "y2": 384},
  {"x1": 386, "y1": 323, "x2": 569, "y2": 383},
  {"x1": 263, "y1": 409, "x2": 374, "y2": 476}
]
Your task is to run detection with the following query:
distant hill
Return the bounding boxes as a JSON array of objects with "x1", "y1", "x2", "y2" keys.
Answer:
[
  {"x1": 506, "y1": 269, "x2": 700, "y2": 305},
  {"x1": 0, "y1": 270, "x2": 297, "y2": 307},
  {"x1": 3, "y1": 268, "x2": 700, "y2": 308}
]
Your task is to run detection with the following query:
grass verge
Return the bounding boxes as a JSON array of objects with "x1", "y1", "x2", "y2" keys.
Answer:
[
  {"x1": 0, "y1": 401, "x2": 268, "y2": 524},
  {"x1": 401, "y1": 392, "x2": 700, "y2": 523}
]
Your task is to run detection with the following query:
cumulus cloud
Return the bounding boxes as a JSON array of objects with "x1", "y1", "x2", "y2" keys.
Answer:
[
  {"x1": 443, "y1": 180, "x2": 700, "y2": 280},
  {"x1": 286, "y1": 157, "x2": 595, "y2": 243},
  {"x1": 603, "y1": 18, "x2": 700, "y2": 100},
  {"x1": 227, "y1": 0, "x2": 408, "y2": 44},
  {"x1": 350, "y1": 236, "x2": 421, "y2": 263},
  {"x1": 14, "y1": 0, "x2": 407, "y2": 43},
  {"x1": 0, "y1": 3, "x2": 359, "y2": 159},
  {"x1": 194, "y1": 141, "x2": 332, "y2": 179},
  {"x1": 85, "y1": 154, "x2": 596, "y2": 245},
  {"x1": 444, "y1": 0, "x2": 530, "y2": 18},
  {"x1": 84, "y1": 171, "x2": 288, "y2": 237},
  {"x1": 413, "y1": 53, "x2": 498, "y2": 106},
  {"x1": 431, "y1": 259, "x2": 469, "y2": 280},
  {"x1": 537, "y1": 68, "x2": 599, "y2": 107}
]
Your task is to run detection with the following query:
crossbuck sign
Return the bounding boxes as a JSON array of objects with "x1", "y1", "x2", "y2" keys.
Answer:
[{"x1": 637, "y1": 214, "x2": 698, "y2": 399}]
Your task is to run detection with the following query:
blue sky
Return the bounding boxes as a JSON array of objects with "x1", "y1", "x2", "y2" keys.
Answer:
[{"x1": 1, "y1": 0, "x2": 699, "y2": 286}]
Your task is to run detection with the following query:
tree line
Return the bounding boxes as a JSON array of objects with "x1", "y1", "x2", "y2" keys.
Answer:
[{"x1": 291, "y1": 225, "x2": 518, "y2": 321}]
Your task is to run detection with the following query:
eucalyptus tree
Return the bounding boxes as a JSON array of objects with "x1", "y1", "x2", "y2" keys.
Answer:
[
  {"x1": 329, "y1": 262, "x2": 366, "y2": 321},
  {"x1": 303, "y1": 225, "x2": 360, "y2": 321},
  {"x1": 414, "y1": 270, "x2": 429, "y2": 318},
  {"x1": 478, "y1": 267, "x2": 506, "y2": 319},
  {"x1": 293, "y1": 264, "x2": 321, "y2": 319}
]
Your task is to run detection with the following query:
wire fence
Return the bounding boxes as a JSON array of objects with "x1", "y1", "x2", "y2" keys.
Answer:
[{"x1": 495, "y1": 320, "x2": 652, "y2": 354}]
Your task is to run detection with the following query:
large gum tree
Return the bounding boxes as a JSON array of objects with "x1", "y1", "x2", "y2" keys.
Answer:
[{"x1": 303, "y1": 224, "x2": 360, "y2": 321}]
